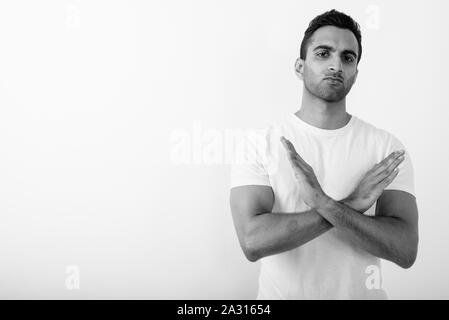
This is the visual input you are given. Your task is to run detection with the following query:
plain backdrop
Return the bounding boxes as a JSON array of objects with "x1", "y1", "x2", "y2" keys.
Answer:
[{"x1": 0, "y1": 0, "x2": 448, "y2": 299}]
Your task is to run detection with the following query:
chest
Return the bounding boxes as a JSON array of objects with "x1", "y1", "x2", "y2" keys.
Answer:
[{"x1": 267, "y1": 134, "x2": 382, "y2": 210}]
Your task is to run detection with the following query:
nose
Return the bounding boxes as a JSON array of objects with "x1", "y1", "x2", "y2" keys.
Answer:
[{"x1": 328, "y1": 58, "x2": 343, "y2": 73}]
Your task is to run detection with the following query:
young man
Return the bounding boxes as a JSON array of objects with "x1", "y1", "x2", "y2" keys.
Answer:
[{"x1": 229, "y1": 9, "x2": 418, "y2": 299}]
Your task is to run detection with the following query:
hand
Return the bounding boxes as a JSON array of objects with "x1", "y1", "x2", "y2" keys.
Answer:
[
  {"x1": 342, "y1": 150, "x2": 405, "y2": 213},
  {"x1": 280, "y1": 136, "x2": 329, "y2": 209}
]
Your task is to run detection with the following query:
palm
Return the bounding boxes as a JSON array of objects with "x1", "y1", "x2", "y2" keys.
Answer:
[
  {"x1": 281, "y1": 137, "x2": 326, "y2": 208},
  {"x1": 345, "y1": 150, "x2": 404, "y2": 213}
]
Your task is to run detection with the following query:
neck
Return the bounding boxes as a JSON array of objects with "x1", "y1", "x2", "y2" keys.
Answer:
[{"x1": 295, "y1": 87, "x2": 350, "y2": 130}]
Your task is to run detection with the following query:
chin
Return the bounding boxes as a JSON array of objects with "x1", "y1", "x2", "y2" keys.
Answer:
[
  {"x1": 305, "y1": 82, "x2": 350, "y2": 102},
  {"x1": 318, "y1": 89, "x2": 346, "y2": 102},
  {"x1": 323, "y1": 96, "x2": 345, "y2": 103}
]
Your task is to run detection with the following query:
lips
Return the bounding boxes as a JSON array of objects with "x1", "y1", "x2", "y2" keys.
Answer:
[{"x1": 324, "y1": 77, "x2": 343, "y2": 83}]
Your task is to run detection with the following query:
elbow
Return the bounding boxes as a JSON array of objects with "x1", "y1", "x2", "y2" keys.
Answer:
[
  {"x1": 405, "y1": 246, "x2": 418, "y2": 269},
  {"x1": 398, "y1": 238, "x2": 419, "y2": 269},
  {"x1": 244, "y1": 249, "x2": 260, "y2": 263},
  {"x1": 398, "y1": 253, "x2": 416, "y2": 269},
  {"x1": 242, "y1": 235, "x2": 261, "y2": 263}
]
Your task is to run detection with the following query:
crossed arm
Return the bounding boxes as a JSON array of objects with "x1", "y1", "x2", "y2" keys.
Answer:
[
  {"x1": 230, "y1": 186, "x2": 333, "y2": 262},
  {"x1": 230, "y1": 137, "x2": 419, "y2": 268}
]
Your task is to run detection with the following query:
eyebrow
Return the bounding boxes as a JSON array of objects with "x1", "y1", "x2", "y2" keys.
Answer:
[{"x1": 313, "y1": 45, "x2": 358, "y2": 59}]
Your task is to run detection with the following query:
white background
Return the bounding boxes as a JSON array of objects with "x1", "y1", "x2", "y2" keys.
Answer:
[{"x1": 0, "y1": 0, "x2": 448, "y2": 299}]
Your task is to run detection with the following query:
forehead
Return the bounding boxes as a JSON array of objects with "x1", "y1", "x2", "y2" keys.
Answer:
[{"x1": 308, "y1": 25, "x2": 358, "y2": 54}]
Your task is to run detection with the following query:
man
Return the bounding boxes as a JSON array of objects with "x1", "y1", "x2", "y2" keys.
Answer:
[{"x1": 229, "y1": 9, "x2": 418, "y2": 299}]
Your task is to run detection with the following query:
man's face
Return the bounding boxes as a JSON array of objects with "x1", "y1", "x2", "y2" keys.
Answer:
[{"x1": 297, "y1": 26, "x2": 359, "y2": 102}]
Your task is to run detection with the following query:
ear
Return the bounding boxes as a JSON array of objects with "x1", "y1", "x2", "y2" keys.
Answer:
[
  {"x1": 294, "y1": 57, "x2": 304, "y2": 80},
  {"x1": 353, "y1": 67, "x2": 358, "y2": 83}
]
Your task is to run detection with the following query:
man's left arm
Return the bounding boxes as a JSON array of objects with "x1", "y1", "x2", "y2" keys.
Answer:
[
  {"x1": 280, "y1": 136, "x2": 419, "y2": 269},
  {"x1": 317, "y1": 190, "x2": 419, "y2": 269}
]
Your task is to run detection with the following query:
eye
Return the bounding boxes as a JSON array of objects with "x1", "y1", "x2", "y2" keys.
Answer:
[
  {"x1": 343, "y1": 55, "x2": 355, "y2": 63},
  {"x1": 316, "y1": 50, "x2": 329, "y2": 57}
]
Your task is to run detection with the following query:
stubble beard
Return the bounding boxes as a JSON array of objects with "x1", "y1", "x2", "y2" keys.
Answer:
[{"x1": 304, "y1": 78, "x2": 353, "y2": 103}]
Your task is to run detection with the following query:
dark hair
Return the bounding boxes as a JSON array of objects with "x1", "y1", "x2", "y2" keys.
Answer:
[{"x1": 300, "y1": 9, "x2": 362, "y2": 64}]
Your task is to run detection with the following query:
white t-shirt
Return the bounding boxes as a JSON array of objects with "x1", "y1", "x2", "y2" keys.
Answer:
[{"x1": 229, "y1": 113, "x2": 415, "y2": 300}]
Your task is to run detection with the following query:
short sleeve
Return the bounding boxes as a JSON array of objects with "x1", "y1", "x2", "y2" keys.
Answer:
[
  {"x1": 229, "y1": 129, "x2": 271, "y2": 189},
  {"x1": 384, "y1": 135, "x2": 415, "y2": 197}
]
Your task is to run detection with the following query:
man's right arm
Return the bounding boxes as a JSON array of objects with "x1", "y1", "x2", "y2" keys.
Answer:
[
  {"x1": 230, "y1": 185, "x2": 333, "y2": 262},
  {"x1": 230, "y1": 149, "x2": 405, "y2": 263}
]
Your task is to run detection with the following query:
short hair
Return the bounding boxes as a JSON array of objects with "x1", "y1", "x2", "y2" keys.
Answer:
[{"x1": 300, "y1": 9, "x2": 362, "y2": 64}]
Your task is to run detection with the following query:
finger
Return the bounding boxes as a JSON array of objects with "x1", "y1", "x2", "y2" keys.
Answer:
[
  {"x1": 282, "y1": 146, "x2": 307, "y2": 178},
  {"x1": 285, "y1": 149, "x2": 306, "y2": 174},
  {"x1": 286, "y1": 153, "x2": 304, "y2": 174},
  {"x1": 375, "y1": 150, "x2": 403, "y2": 169},
  {"x1": 280, "y1": 137, "x2": 301, "y2": 165},
  {"x1": 280, "y1": 136, "x2": 300, "y2": 162},
  {"x1": 280, "y1": 136, "x2": 309, "y2": 167},
  {"x1": 381, "y1": 167, "x2": 400, "y2": 188},
  {"x1": 371, "y1": 155, "x2": 404, "y2": 184},
  {"x1": 376, "y1": 153, "x2": 405, "y2": 181},
  {"x1": 369, "y1": 152, "x2": 395, "y2": 175},
  {"x1": 384, "y1": 153, "x2": 405, "y2": 175},
  {"x1": 373, "y1": 150, "x2": 404, "y2": 175},
  {"x1": 280, "y1": 136, "x2": 297, "y2": 154},
  {"x1": 280, "y1": 137, "x2": 297, "y2": 162}
]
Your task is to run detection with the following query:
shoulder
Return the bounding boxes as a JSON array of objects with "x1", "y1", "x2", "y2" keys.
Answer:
[
  {"x1": 353, "y1": 116, "x2": 404, "y2": 148},
  {"x1": 244, "y1": 116, "x2": 289, "y2": 148}
]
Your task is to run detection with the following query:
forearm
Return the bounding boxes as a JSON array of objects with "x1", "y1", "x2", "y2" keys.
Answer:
[
  {"x1": 245, "y1": 210, "x2": 332, "y2": 261},
  {"x1": 317, "y1": 198, "x2": 416, "y2": 268}
]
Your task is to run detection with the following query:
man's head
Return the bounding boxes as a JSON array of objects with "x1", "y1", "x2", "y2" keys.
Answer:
[{"x1": 295, "y1": 9, "x2": 362, "y2": 102}]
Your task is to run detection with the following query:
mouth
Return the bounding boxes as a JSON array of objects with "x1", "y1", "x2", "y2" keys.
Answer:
[{"x1": 323, "y1": 77, "x2": 343, "y2": 83}]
